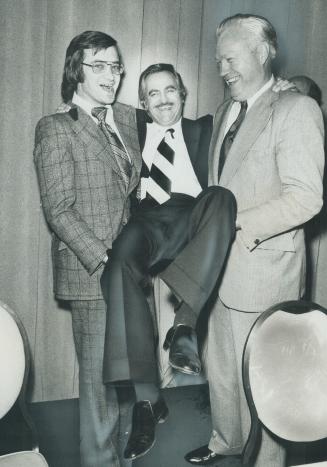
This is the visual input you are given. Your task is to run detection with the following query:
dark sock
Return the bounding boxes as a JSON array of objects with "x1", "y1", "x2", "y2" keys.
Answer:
[{"x1": 134, "y1": 383, "x2": 160, "y2": 404}]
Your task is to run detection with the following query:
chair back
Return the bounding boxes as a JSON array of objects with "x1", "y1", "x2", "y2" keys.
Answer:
[
  {"x1": 0, "y1": 302, "x2": 27, "y2": 419},
  {"x1": 242, "y1": 300, "x2": 327, "y2": 464},
  {"x1": 0, "y1": 300, "x2": 45, "y2": 464}
]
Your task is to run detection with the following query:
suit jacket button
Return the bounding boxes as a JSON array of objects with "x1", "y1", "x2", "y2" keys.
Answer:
[{"x1": 254, "y1": 238, "x2": 260, "y2": 245}]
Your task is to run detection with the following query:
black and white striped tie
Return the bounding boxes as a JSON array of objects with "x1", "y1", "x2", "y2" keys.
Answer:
[{"x1": 145, "y1": 128, "x2": 175, "y2": 205}]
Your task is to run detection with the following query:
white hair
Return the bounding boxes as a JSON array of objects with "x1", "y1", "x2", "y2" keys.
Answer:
[{"x1": 216, "y1": 14, "x2": 278, "y2": 60}]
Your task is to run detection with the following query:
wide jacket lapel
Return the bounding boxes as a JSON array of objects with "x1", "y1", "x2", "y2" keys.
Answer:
[
  {"x1": 113, "y1": 103, "x2": 143, "y2": 194},
  {"x1": 135, "y1": 108, "x2": 150, "y2": 152},
  {"x1": 66, "y1": 105, "x2": 122, "y2": 178},
  {"x1": 219, "y1": 89, "x2": 277, "y2": 186},
  {"x1": 182, "y1": 118, "x2": 208, "y2": 189},
  {"x1": 182, "y1": 118, "x2": 198, "y2": 165}
]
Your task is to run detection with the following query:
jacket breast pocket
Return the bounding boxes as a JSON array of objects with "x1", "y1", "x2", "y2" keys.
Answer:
[{"x1": 256, "y1": 232, "x2": 295, "y2": 252}]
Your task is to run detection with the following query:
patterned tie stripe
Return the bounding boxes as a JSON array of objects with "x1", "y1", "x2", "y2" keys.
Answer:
[
  {"x1": 91, "y1": 106, "x2": 131, "y2": 180},
  {"x1": 145, "y1": 129, "x2": 175, "y2": 205},
  {"x1": 218, "y1": 101, "x2": 247, "y2": 181},
  {"x1": 157, "y1": 138, "x2": 175, "y2": 163}
]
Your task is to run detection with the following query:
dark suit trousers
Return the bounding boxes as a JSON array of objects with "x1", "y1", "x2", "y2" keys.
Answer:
[{"x1": 102, "y1": 186, "x2": 236, "y2": 385}]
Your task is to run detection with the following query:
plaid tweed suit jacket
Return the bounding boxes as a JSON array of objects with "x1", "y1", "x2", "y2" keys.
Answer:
[{"x1": 34, "y1": 102, "x2": 142, "y2": 301}]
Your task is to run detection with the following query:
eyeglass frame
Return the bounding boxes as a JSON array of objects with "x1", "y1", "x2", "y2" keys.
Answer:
[{"x1": 82, "y1": 61, "x2": 124, "y2": 75}]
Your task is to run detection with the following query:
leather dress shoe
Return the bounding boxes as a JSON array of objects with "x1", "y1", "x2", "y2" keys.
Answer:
[
  {"x1": 124, "y1": 398, "x2": 168, "y2": 460},
  {"x1": 164, "y1": 325, "x2": 201, "y2": 375},
  {"x1": 185, "y1": 445, "x2": 241, "y2": 465}
]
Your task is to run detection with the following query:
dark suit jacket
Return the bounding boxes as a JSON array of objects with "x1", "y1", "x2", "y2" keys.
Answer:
[
  {"x1": 135, "y1": 109, "x2": 213, "y2": 190},
  {"x1": 34, "y1": 102, "x2": 142, "y2": 301}
]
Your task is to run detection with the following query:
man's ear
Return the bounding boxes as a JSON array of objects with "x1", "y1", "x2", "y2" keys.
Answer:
[{"x1": 257, "y1": 42, "x2": 270, "y2": 65}]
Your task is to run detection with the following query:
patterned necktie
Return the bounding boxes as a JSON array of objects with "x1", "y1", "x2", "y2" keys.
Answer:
[
  {"x1": 91, "y1": 106, "x2": 132, "y2": 179},
  {"x1": 218, "y1": 101, "x2": 247, "y2": 181},
  {"x1": 144, "y1": 128, "x2": 175, "y2": 205}
]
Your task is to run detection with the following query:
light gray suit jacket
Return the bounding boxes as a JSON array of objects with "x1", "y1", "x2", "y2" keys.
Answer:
[
  {"x1": 209, "y1": 87, "x2": 324, "y2": 311},
  {"x1": 34, "y1": 102, "x2": 142, "y2": 301}
]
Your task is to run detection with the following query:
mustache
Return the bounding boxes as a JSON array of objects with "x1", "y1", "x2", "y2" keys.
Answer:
[{"x1": 156, "y1": 103, "x2": 174, "y2": 109}]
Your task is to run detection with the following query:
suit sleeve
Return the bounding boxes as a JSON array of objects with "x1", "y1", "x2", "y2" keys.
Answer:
[
  {"x1": 237, "y1": 96, "x2": 325, "y2": 250},
  {"x1": 34, "y1": 116, "x2": 107, "y2": 274}
]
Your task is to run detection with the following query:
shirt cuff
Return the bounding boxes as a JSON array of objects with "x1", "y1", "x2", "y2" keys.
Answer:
[{"x1": 93, "y1": 253, "x2": 109, "y2": 274}]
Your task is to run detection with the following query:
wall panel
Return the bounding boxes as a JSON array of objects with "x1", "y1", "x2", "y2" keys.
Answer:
[
  {"x1": 141, "y1": 0, "x2": 181, "y2": 72},
  {"x1": 175, "y1": 0, "x2": 203, "y2": 118},
  {"x1": 197, "y1": 0, "x2": 230, "y2": 117},
  {"x1": 73, "y1": 0, "x2": 145, "y2": 107}
]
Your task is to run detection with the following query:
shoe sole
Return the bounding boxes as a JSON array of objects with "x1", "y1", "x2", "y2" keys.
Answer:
[
  {"x1": 124, "y1": 438, "x2": 156, "y2": 461},
  {"x1": 124, "y1": 406, "x2": 168, "y2": 460}
]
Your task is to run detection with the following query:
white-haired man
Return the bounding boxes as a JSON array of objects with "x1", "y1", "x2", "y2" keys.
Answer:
[{"x1": 185, "y1": 13, "x2": 324, "y2": 467}]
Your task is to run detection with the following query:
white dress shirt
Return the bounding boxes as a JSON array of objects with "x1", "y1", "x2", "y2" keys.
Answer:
[
  {"x1": 224, "y1": 75, "x2": 274, "y2": 136},
  {"x1": 140, "y1": 119, "x2": 202, "y2": 200}
]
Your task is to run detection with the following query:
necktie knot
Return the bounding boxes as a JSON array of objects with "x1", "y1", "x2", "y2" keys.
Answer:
[
  {"x1": 166, "y1": 128, "x2": 175, "y2": 139},
  {"x1": 91, "y1": 106, "x2": 107, "y2": 122},
  {"x1": 238, "y1": 101, "x2": 248, "y2": 121},
  {"x1": 91, "y1": 106, "x2": 130, "y2": 172},
  {"x1": 240, "y1": 101, "x2": 247, "y2": 111}
]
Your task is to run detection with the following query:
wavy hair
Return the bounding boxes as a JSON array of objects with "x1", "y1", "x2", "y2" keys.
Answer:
[
  {"x1": 217, "y1": 14, "x2": 278, "y2": 60},
  {"x1": 138, "y1": 63, "x2": 187, "y2": 108},
  {"x1": 61, "y1": 30, "x2": 118, "y2": 102}
]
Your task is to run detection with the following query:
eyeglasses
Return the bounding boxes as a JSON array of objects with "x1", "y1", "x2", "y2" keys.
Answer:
[{"x1": 82, "y1": 61, "x2": 124, "y2": 75}]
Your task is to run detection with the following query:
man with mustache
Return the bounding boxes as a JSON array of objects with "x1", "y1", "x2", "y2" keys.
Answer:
[{"x1": 100, "y1": 63, "x2": 237, "y2": 460}]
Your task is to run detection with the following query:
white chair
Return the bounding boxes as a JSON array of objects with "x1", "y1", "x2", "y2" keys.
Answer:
[
  {"x1": 242, "y1": 300, "x2": 327, "y2": 466},
  {"x1": 0, "y1": 300, "x2": 48, "y2": 466}
]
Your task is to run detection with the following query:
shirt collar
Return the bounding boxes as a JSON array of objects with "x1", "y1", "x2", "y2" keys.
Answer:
[
  {"x1": 72, "y1": 92, "x2": 113, "y2": 120},
  {"x1": 246, "y1": 75, "x2": 274, "y2": 110},
  {"x1": 147, "y1": 118, "x2": 182, "y2": 135}
]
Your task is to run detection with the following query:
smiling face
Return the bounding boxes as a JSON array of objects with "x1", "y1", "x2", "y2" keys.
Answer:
[
  {"x1": 143, "y1": 71, "x2": 184, "y2": 126},
  {"x1": 77, "y1": 46, "x2": 121, "y2": 106},
  {"x1": 216, "y1": 26, "x2": 268, "y2": 101}
]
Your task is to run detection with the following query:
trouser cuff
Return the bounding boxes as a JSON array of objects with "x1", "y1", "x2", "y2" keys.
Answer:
[{"x1": 173, "y1": 302, "x2": 197, "y2": 328}]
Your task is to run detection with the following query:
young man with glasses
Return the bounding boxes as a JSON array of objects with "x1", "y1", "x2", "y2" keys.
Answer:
[{"x1": 34, "y1": 30, "x2": 142, "y2": 467}]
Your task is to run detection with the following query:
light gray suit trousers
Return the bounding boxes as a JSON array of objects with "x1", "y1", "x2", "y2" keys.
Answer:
[{"x1": 206, "y1": 299, "x2": 286, "y2": 467}]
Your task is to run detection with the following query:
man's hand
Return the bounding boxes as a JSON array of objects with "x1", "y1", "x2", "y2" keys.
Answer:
[
  {"x1": 100, "y1": 249, "x2": 111, "y2": 303},
  {"x1": 272, "y1": 77, "x2": 297, "y2": 93},
  {"x1": 56, "y1": 102, "x2": 72, "y2": 113}
]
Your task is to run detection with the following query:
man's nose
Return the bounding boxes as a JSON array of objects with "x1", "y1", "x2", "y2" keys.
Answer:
[
  {"x1": 219, "y1": 60, "x2": 230, "y2": 76},
  {"x1": 160, "y1": 92, "x2": 169, "y2": 103},
  {"x1": 104, "y1": 64, "x2": 115, "y2": 80}
]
